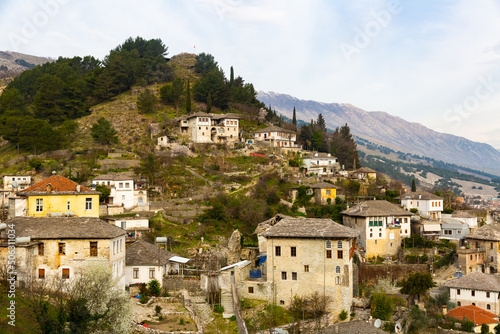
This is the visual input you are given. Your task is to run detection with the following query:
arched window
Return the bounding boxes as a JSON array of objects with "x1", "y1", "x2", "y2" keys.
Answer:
[
  {"x1": 487, "y1": 304, "x2": 491, "y2": 310},
  {"x1": 457, "y1": 301, "x2": 461, "y2": 306},
  {"x1": 335, "y1": 276, "x2": 341, "y2": 285},
  {"x1": 326, "y1": 240, "x2": 331, "y2": 249},
  {"x1": 336, "y1": 266, "x2": 341, "y2": 274},
  {"x1": 337, "y1": 241, "x2": 342, "y2": 249}
]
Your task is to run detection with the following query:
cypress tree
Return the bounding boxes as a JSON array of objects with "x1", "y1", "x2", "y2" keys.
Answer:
[
  {"x1": 292, "y1": 106, "x2": 297, "y2": 129},
  {"x1": 411, "y1": 179, "x2": 417, "y2": 192},
  {"x1": 186, "y1": 79, "x2": 191, "y2": 113},
  {"x1": 230, "y1": 66, "x2": 234, "y2": 86}
]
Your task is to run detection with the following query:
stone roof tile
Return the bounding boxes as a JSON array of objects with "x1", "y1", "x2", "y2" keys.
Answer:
[
  {"x1": 261, "y1": 217, "x2": 358, "y2": 239},
  {"x1": 341, "y1": 200, "x2": 414, "y2": 217}
]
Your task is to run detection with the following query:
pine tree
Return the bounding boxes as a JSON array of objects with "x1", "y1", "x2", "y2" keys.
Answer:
[
  {"x1": 317, "y1": 113, "x2": 326, "y2": 133},
  {"x1": 186, "y1": 78, "x2": 191, "y2": 113},
  {"x1": 206, "y1": 92, "x2": 212, "y2": 113},
  {"x1": 292, "y1": 106, "x2": 297, "y2": 129}
]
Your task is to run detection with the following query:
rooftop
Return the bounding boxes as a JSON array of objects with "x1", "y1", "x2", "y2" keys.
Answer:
[
  {"x1": 5, "y1": 217, "x2": 126, "y2": 239},
  {"x1": 444, "y1": 271, "x2": 500, "y2": 291},
  {"x1": 341, "y1": 200, "x2": 414, "y2": 217},
  {"x1": 254, "y1": 125, "x2": 296, "y2": 134},
  {"x1": 93, "y1": 174, "x2": 133, "y2": 181},
  {"x1": 466, "y1": 223, "x2": 500, "y2": 241},
  {"x1": 125, "y1": 240, "x2": 180, "y2": 266},
  {"x1": 447, "y1": 304, "x2": 499, "y2": 326},
  {"x1": 353, "y1": 167, "x2": 377, "y2": 174},
  {"x1": 399, "y1": 191, "x2": 442, "y2": 201},
  {"x1": 20, "y1": 175, "x2": 98, "y2": 195},
  {"x1": 261, "y1": 217, "x2": 358, "y2": 239},
  {"x1": 310, "y1": 182, "x2": 338, "y2": 189}
]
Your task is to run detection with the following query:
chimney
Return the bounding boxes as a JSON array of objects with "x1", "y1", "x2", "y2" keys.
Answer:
[
  {"x1": 419, "y1": 194, "x2": 422, "y2": 199},
  {"x1": 346, "y1": 205, "x2": 349, "y2": 212},
  {"x1": 46, "y1": 183, "x2": 52, "y2": 193},
  {"x1": 442, "y1": 304, "x2": 447, "y2": 315},
  {"x1": 76, "y1": 185, "x2": 81, "y2": 192}
]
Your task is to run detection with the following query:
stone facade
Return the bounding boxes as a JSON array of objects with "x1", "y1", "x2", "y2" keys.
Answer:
[
  {"x1": 176, "y1": 112, "x2": 240, "y2": 143},
  {"x1": 457, "y1": 224, "x2": 500, "y2": 274}
]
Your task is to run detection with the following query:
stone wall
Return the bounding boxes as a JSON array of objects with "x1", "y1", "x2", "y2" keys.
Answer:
[{"x1": 358, "y1": 263, "x2": 428, "y2": 285}]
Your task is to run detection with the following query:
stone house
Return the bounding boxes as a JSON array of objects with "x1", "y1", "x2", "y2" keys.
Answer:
[
  {"x1": 104, "y1": 216, "x2": 150, "y2": 241},
  {"x1": 125, "y1": 240, "x2": 189, "y2": 288},
  {"x1": 10, "y1": 175, "x2": 100, "y2": 218},
  {"x1": 399, "y1": 191, "x2": 443, "y2": 219},
  {"x1": 256, "y1": 217, "x2": 359, "y2": 314},
  {"x1": 440, "y1": 218, "x2": 468, "y2": 241},
  {"x1": 0, "y1": 217, "x2": 126, "y2": 289},
  {"x1": 341, "y1": 200, "x2": 414, "y2": 258},
  {"x1": 411, "y1": 220, "x2": 442, "y2": 240},
  {"x1": 445, "y1": 271, "x2": 500, "y2": 313},
  {"x1": 290, "y1": 182, "x2": 337, "y2": 205},
  {"x1": 2, "y1": 175, "x2": 33, "y2": 203},
  {"x1": 92, "y1": 174, "x2": 149, "y2": 211},
  {"x1": 175, "y1": 112, "x2": 240, "y2": 143},
  {"x1": 302, "y1": 152, "x2": 340, "y2": 176},
  {"x1": 457, "y1": 224, "x2": 500, "y2": 274},
  {"x1": 253, "y1": 125, "x2": 298, "y2": 148},
  {"x1": 350, "y1": 167, "x2": 377, "y2": 181}
]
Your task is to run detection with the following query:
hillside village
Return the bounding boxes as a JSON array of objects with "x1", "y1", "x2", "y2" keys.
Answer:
[{"x1": 2, "y1": 40, "x2": 500, "y2": 334}]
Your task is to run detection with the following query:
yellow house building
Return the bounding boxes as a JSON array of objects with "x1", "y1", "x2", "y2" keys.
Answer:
[
  {"x1": 16, "y1": 175, "x2": 100, "y2": 217},
  {"x1": 311, "y1": 182, "x2": 337, "y2": 205}
]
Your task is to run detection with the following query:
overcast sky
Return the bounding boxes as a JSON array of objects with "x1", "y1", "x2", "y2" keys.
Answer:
[{"x1": 2, "y1": 0, "x2": 500, "y2": 148}]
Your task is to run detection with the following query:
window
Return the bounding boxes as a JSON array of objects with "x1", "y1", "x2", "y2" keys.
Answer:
[
  {"x1": 133, "y1": 268, "x2": 139, "y2": 279},
  {"x1": 379, "y1": 233, "x2": 382, "y2": 238},
  {"x1": 337, "y1": 241, "x2": 342, "y2": 249},
  {"x1": 457, "y1": 301, "x2": 461, "y2": 306},
  {"x1": 67, "y1": 201, "x2": 71, "y2": 210},
  {"x1": 248, "y1": 287, "x2": 254, "y2": 293},
  {"x1": 280, "y1": 300, "x2": 285, "y2": 305},
  {"x1": 304, "y1": 265, "x2": 309, "y2": 272},
  {"x1": 275, "y1": 246, "x2": 281, "y2": 256},
  {"x1": 291, "y1": 247, "x2": 296, "y2": 257},
  {"x1": 121, "y1": 221, "x2": 126, "y2": 229},
  {"x1": 58, "y1": 243, "x2": 66, "y2": 255},
  {"x1": 338, "y1": 250, "x2": 343, "y2": 259},
  {"x1": 62, "y1": 268, "x2": 70, "y2": 279},
  {"x1": 326, "y1": 190, "x2": 331, "y2": 196},
  {"x1": 379, "y1": 221, "x2": 383, "y2": 226},
  {"x1": 36, "y1": 198, "x2": 43, "y2": 212},
  {"x1": 472, "y1": 290, "x2": 475, "y2": 296},
  {"x1": 90, "y1": 241, "x2": 97, "y2": 257},
  {"x1": 85, "y1": 198, "x2": 92, "y2": 210},
  {"x1": 38, "y1": 243, "x2": 44, "y2": 256},
  {"x1": 306, "y1": 189, "x2": 313, "y2": 195},
  {"x1": 444, "y1": 230, "x2": 452, "y2": 235},
  {"x1": 472, "y1": 303, "x2": 476, "y2": 306},
  {"x1": 119, "y1": 182, "x2": 123, "y2": 188},
  {"x1": 487, "y1": 304, "x2": 491, "y2": 310},
  {"x1": 281, "y1": 272, "x2": 287, "y2": 280},
  {"x1": 292, "y1": 272, "x2": 297, "y2": 281},
  {"x1": 335, "y1": 276, "x2": 341, "y2": 285},
  {"x1": 38, "y1": 268, "x2": 45, "y2": 279},
  {"x1": 487, "y1": 292, "x2": 491, "y2": 298},
  {"x1": 336, "y1": 266, "x2": 341, "y2": 274},
  {"x1": 125, "y1": 183, "x2": 129, "y2": 188},
  {"x1": 326, "y1": 250, "x2": 332, "y2": 258},
  {"x1": 369, "y1": 221, "x2": 373, "y2": 227},
  {"x1": 326, "y1": 240, "x2": 331, "y2": 248},
  {"x1": 149, "y1": 268, "x2": 155, "y2": 279},
  {"x1": 491, "y1": 243, "x2": 494, "y2": 250},
  {"x1": 457, "y1": 289, "x2": 460, "y2": 295}
]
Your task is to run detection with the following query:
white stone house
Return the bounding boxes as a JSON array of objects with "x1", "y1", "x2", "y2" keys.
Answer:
[
  {"x1": 253, "y1": 217, "x2": 359, "y2": 314},
  {"x1": 125, "y1": 240, "x2": 190, "y2": 288},
  {"x1": 253, "y1": 125, "x2": 298, "y2": 148},
  {"x1": 445, "y1": 271, "x2": 500, "y2": 313},
  {"x1": 105, "y1": 216, "x2": 150, "y2": 240},
  {"x1": 302, "y1": 152, "x2": 340, "y2": 176},
  {"x1": 341, "y1": 200, "x2": 414, "y2": 258},
  {"x1": 176, "y1": 112, "x2": 240, "y2": 143},
  {"x1": 92, "y1": 174, "x2": 149, "y2": 210},
  {"x1": 399, "y1": 191, "x2": 443, "y2": 219},
  {"x1": 0, "y1": 217, "x2": 126, "y2": 289},
  {"x1": 2, "y1": 175, "x2": 33, "y2": 203}
]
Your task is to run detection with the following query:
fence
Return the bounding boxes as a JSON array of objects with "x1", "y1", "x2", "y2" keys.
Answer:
[{"x1": 231, "y1": 275, "x2": 249, "y2": 334}]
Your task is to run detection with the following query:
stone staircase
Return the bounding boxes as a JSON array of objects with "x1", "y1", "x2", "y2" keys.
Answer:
[{"x1": 221, "y1": 291, "x2": 234, "y2": 318}]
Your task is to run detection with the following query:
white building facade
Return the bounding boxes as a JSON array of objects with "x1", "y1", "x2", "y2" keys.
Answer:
[{"x1": 399, "y1": 191, "x2": 443, "y2": 219}]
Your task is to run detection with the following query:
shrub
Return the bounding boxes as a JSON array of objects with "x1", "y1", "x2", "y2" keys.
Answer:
[
  {"x1": 339, "y1": 310, "x2": 348, "y2": 320},
  {"x1": 148, "y1": 279, "x2": 161, "y2": 297},
  {"x1": 179, "y1": 318, "x2": 185, "y2": 325},
  {"x1": 155, "y1": 305, "x2": 162, "y2": 315},
  {"x1": 140, "y1": 294, "x2": 150, "y2": 304},
  {"x1": 214, "y1": 304, "x2": 224, "y2": 313},
  {"x1": 383, "y1": 321, "x2": 395, "y2": 333}
]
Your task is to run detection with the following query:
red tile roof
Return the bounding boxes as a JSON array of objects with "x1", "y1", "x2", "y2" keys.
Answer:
[
  {"x1": 20, "y1": 175, "x2": 98, "y2": 195},
  {"x1": 447, "y1": 305, "x2": 499, "y2": 326}
]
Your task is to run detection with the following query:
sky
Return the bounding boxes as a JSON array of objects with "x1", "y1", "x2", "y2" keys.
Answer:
[{"x1": 1, "y1": 0, "x2": 500, "y2": 148}]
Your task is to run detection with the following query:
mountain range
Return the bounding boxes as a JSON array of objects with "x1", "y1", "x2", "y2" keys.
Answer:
[
  {"x1": 257, "y1": 91, "x2": 500, "y2": 172},
  {"x1": 0, "y1": 51, "x2": 54, "y2": 84}
]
